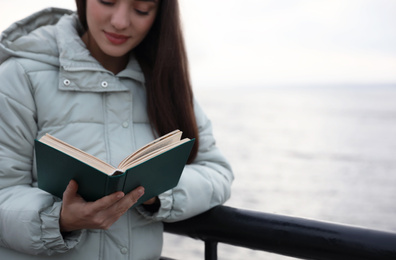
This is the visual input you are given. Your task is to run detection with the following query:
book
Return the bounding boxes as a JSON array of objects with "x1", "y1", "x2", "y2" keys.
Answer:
[{"x1": 35, "y1": 130, "x2": 195, "y2": 205}]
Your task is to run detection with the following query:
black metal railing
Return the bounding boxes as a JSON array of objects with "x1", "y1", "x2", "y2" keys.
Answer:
[{"x1": 163, "y1": 205, "x2": 396, "y2": 260}]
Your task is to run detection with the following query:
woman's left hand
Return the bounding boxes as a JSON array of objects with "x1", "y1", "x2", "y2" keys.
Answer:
[{"x1": 143, "y1": 197, "x2": 158, "y2": 205}]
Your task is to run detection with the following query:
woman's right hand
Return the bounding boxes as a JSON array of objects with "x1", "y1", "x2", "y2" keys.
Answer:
[{"x1": 59, "y1": 180, "x2": 145, "y2": 232}]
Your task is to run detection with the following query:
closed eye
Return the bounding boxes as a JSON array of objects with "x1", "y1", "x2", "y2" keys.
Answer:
[
  {"x1": 99, "y1": 0, "x2": 115, "y2": 6},
  {"x1": 135, "y1": 9, "x2": 150, "y2": 15}
]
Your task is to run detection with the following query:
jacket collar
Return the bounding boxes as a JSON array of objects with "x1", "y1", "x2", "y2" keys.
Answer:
[{"x1": 55, "y1": 13, "x2": 145, "y2": 91}]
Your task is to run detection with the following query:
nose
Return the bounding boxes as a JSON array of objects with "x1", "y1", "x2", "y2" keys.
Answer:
[{"x1": 111, "y1": 5, "x2": 131, "y2": 31}]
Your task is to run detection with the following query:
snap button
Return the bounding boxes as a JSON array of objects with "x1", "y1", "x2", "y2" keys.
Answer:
[
  {"x1": 122, "y1": 121, "x2": 129, "y2": 128},
  {"x1": 101, "y1": 81, "x2": 108, "y2": 88},
  {"x1": 63, "y1": 79, "x2": 71, "y2": 86},
  {"x1": 120, "y1": 247, "x2": 128, "y2": 254}
]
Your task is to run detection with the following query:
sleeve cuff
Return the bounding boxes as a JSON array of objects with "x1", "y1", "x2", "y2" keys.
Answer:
[
  {"x1": 40, "y1": 201, "x2": 84, "y2": 253},
  {"x1": 136, "y1": 190, "x2": 174, "y2": 220}
]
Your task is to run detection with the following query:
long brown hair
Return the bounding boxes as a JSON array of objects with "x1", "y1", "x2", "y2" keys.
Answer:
[{"x1": 75, "y1": 0, "x2": 199, "y2": 162}]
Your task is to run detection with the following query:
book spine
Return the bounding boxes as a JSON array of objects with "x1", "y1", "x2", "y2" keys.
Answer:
[{"x1": 105, "y1": 174, "x2": 127, "y2": 196}]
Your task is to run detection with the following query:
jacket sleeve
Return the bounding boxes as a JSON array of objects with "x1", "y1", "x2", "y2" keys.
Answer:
[
  {"x1": 0, "y1": 59, "x2": 83, "y2": 255},
  {"x1": 137, "y1": 100, "x2": 234, "y2": 222}
]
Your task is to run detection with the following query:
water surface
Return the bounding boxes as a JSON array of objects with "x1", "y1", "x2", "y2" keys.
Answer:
[{"x1": 162, "y1": 85, "x2": 396, "y2": 259}]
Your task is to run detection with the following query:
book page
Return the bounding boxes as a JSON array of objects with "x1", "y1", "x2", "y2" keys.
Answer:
[
  {"x1": 39, "y1": 134, "x2": 116, "y2": 175},
  {"x1": 117, "y1": 130, "x2": 183, "y2": 169},
  {"x1": 118, "y1": 138, "x2": 190, "y2": 172}
]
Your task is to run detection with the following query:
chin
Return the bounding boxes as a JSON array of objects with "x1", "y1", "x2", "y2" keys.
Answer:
[{"x1": 104, "y1": 48, "x2": 131, "y2": 58}]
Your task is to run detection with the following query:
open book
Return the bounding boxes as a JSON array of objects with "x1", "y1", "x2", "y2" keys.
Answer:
[{"x1": 35, "y1": 130, "x2": 195, "y2": 204}]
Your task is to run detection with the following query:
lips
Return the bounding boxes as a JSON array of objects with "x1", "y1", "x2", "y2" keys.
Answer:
[{"x1": 104, "y1": 31, "x2": 130, "y2": 45}]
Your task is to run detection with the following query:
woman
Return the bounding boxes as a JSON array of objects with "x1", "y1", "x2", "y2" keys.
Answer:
[{"x1": 0, "y1": 0, "x2": 233, "y2": 259}]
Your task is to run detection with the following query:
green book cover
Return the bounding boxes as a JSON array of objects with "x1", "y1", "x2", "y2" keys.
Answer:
[{"x1": 35, "y1": 136, "x2": 195, "y2": 206}]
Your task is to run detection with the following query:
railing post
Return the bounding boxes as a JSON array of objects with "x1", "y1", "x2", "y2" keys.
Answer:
[{"x1": 204, "y1": 241, "x2": 218, "y2": 260}]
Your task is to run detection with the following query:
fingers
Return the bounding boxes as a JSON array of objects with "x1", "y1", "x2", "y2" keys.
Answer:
[
  {"x1": 108, "y1": 187, "x2": 145, "y2": 211},
  {"x1": 83, "y1": 187, "x2": 145, "y2": 230},
  {"x1": 143, "y1": 196, "x2": 157, "y2": 205},
  {"x1": 62, "y1": 180, "x2": 79, "y2": 203},
  {"x1": 64, "y1": 179, "x2": 78, "y2": 194},
  {"x1": 60, "y1": 183, "x2": 145, "y2": 232},
  {"x1": 126, "y1": 186, "x2": 145, "y2": 204},
  {"x1": 93, "y1": 191, "x2": 125, "y2": 211},
  {"x1": 87, "y1": 186, "x2": 144, "y2": 219},
  {"x1": 103, "y1": 187, "x2": 145, "y2": 218}
]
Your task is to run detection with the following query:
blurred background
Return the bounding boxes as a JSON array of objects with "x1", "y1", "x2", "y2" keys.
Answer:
[{"x1": 2, "y1": 1, "x2": 396, "y2": 259}]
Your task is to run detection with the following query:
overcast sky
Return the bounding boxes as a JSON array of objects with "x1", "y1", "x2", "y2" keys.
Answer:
[{"x1": 1, "y1": 0, "x2": 395, "y2": 88}]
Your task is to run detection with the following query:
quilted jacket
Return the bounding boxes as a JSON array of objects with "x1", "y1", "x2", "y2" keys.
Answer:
[{"x1": 0, "y1": 8, "x2": 233, "y2": 259}]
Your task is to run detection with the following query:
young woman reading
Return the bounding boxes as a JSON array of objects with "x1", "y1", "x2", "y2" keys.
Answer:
[{"x1": 0, "y1": 0, "x2": 233, "y2": 259}]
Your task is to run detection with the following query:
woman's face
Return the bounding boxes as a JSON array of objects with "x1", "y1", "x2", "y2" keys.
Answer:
[{"x1": 84, "y1": 0, "x2": 159, "y2": 60}]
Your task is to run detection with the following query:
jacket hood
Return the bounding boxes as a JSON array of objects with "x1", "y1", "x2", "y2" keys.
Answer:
[{"x1": 0, "y1": 8, "x2": 78, "y2": 66}]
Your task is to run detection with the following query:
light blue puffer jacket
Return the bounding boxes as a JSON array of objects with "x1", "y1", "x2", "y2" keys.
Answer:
[{"x1": 0, "y1": 8, "x2": 233, "y2": 259}]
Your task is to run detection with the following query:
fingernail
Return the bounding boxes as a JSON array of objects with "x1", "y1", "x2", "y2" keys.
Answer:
[
  {"x1": 137, "y1": 187, "x2": 145, "y2": 198},
  {"x1": 117, "y1": 192, "x2": 125, "y2": 199}
]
